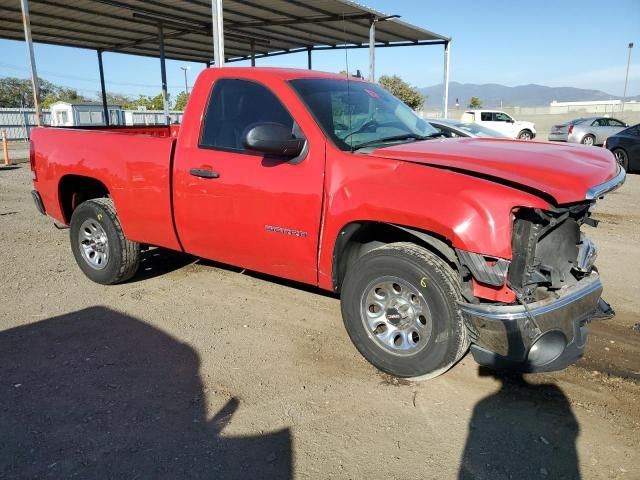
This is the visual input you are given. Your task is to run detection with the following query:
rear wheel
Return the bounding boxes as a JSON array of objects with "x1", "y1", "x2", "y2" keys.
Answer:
[
  {"x1": 340, "y1": 242, "x2": 469, "y2": 379},
  {"x1": 581, "y1": 134, "x2": 595, "y2": 146},
  {"x1": 613, "y1": 148, "x2": 629, "y2": 171},
  {"x1": 70, "y1": 198, "x2": 140, "y2": 285},
  {"x1": 517, "y1": 130, "x2": 533, "y2": 140}
]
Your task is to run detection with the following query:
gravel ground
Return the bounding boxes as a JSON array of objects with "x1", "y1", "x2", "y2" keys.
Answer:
[{"x1": 0, "y1": 164, "x2": 638, "y2": 479}]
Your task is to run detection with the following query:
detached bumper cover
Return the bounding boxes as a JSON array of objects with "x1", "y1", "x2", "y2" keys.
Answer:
[{"x1": 459, "y1": 273, "x2": 611, "y2": 372}]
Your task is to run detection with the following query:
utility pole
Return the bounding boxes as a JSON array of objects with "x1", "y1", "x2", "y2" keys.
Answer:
[
  {"x1": 622, "y1": 42, "x2": 634, "y2": 114},
  {"x1": 180, "y1": 65, "x2": 191, "y2": 94}
]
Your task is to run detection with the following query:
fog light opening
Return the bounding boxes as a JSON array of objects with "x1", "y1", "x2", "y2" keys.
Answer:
[{"x1": 527, "y1": 331, "x2": 566, "y2": 367}]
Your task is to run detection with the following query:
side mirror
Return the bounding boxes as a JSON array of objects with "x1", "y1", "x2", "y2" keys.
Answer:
[{"x1": 243, "y1": 122, "x2": 305, "y2": 157}]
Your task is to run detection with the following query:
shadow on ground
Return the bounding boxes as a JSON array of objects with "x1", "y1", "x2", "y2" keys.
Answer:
[
  {"x1": 130, "y1": 247, "x2": 196, "y2": 282},
  {"x1": 459, "y1": 367, "x2": 580, "y2": 480},
  {"x1": 0, "y1": 307, "x2": 292, "y2": 479}
]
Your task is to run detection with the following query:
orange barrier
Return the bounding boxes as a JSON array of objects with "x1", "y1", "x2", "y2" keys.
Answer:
[{"x1": 2, "y1": 129, "x2": 10, "y2": 166}]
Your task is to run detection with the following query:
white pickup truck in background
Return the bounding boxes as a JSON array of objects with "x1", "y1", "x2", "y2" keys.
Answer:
[{"x1": 461, "y1": 110, "x2": 536, "y2": 140}]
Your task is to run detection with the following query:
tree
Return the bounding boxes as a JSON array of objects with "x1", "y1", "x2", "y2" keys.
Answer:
[
  {"x1": 41, "y1": 87, "x2": 89, "y2": 108},
  {"x1": 131, "y1": 93, "x2": 169, "y2": 110},
  {"x1": 468, "y1": 96, "x2": 482, "y2": 109},
  {"x1": 0, "y1": 77, "x2": 57, "y2": 108},
  {"x1": 105, "y1": 93, "x2": 137, "y2": 110},
  {"x1": 378, "y1": 75, "x2": 425, "y2": 110},
  {"x1": 174, "y1": 91, "x2": 189, "y2": 111}
]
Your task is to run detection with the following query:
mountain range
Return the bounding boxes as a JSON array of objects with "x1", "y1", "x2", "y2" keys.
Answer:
[{"x1": 420, "y1": 82, "x2": 640, "y2": 108}]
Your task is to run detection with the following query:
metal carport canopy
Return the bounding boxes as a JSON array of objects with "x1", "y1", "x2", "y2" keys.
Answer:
[{"x1": 2, "y1": 0, "x2": 451, "y2": 123}]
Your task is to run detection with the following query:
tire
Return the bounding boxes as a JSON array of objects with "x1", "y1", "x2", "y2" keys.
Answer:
[
  {"x1": 612, "y1": 148, "x2": 629, "y2": 171},
  {"x1": 70, "y1": 198, "x2": 140, "y2": 285},
  {"x1": 581, "y1": 135, "x2": 595, "y2": 146},
  {"x1": 340, "y1": 242, "x2": 469, "y2": 379},
  {"x1": 517, "y1": 130, "x2": 533, "y2": 140}
]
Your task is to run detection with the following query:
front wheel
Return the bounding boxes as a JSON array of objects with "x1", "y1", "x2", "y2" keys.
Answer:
[
  {"x1": 613, "y1": 148, "x2": 629, "y2": 171},
  {"x1": 340, "y1": 242, "x2": 469, "y2": 379},
  {"x1": 517, "y1": 130, "x2": 533, "y2": 140},
  {"x1": 70, "y1": 198, "x2": 140, "y2": 285}
]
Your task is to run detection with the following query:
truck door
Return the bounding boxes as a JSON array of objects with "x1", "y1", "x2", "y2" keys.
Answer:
[
  {"x1": 493, "y1": 112, "x2": 517, "y2": 138},
  {"x1": 479, "y1": 112, "x2": 506, "y2": 137},
  {"x1": 172, "y1": 78, "x2": 325, "y2": 285}
]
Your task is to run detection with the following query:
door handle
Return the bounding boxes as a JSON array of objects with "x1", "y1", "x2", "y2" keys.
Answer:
[{"x1": 190, "y1": 168, "x2": 220, "y2": 179}]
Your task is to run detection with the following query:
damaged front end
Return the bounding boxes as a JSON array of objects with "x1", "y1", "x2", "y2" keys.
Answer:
[{"x1": 457, "y1": 201, "x2": 617, "y2": 373}]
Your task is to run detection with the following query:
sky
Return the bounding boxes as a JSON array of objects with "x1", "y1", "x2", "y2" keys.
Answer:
[{"x1": 1, "y1": 0, "x2": 639, "y2": 101}]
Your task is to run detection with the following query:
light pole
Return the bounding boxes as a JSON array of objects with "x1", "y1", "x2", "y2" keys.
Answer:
[
  {"x1": 622, "y1": 43, "x2": 633, "y2": 113},
  {"x1": 180, "y1": 65, "x2": 191, "y2": 94}
]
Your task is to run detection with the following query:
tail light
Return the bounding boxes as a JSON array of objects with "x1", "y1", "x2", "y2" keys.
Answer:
[
  {"x1": 568, "y1": 125, "x2": 574, "y2": 134},
  {"x1": 29, "y1": 140, "x2": 37, "y2": 181}
]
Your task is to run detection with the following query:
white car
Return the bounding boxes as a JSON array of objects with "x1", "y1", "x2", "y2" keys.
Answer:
[{"x1": 460, "y1": 110, "x2": 536, "y2": 140}]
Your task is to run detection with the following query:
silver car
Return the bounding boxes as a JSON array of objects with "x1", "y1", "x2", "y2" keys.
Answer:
[
  {"x1": 548, "y1": 117, "x2": 628, "y2": 146},
  {"x1": 426, "y1": 118, "x2": 509, "y2": 138}
]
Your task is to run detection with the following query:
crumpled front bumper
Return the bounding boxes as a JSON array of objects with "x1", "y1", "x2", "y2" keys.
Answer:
[{"x1": 459, "y1": 272, "x2": 613, "y2": 372}]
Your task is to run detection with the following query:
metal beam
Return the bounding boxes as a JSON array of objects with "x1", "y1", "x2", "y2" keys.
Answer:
[
  {"x1": 250, "y1": 39, "x2": 255, "y2": 66},
  {"x1": 442, "y1": 41, "x2": 450, "y2": 118},
  {"x1": 158, "y1": 22, "x2": 169, "y2": 124},
  {"x1": 307, "y1": 47, "x2": 312, "y2": 70},
  {"x1": 226, "y1": 40, "x2": 447, "y2": 63},
  {"x1": 211, "y1": 0, "x2": 224, "y2": 67},
  {"x1": 368, "y1": 18, "x2": 376, "y2": 82},
  {"x1": 97, "y1": 49, "x2": 109, "y2": 126},
  {"x1": 19, "y1": 0, "x2": 41, "y2": 126}
]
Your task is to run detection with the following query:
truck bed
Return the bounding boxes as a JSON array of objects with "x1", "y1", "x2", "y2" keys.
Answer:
[{"x1": 31, "y1": 125, "x2": 181, "y2": 251}]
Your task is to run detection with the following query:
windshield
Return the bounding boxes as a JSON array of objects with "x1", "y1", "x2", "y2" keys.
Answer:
[
  {"x1": 447, "y1": 122, "x2": 509, "y2": 138},
  {"x1": 289, "y1": 78, "x2": 438, "y2": 151}
]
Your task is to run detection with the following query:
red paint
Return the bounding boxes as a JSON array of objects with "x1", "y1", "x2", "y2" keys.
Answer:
[
  {"x1": 370, "y1": 137, "x2": 619, "y2": 205},
  {"x1": 471, "y1": 280, "x2": 516, "y2": 303},
  {"x1": 30, "y1": 67, "x2": 618, "y2": 302}
]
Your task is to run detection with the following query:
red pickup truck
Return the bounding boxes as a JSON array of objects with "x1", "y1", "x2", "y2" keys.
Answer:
[{"x1": 30, "y1": 67, "x2": 624, "y2": 379}]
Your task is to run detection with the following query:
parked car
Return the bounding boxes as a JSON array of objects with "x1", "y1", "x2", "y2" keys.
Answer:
[
  {"x1": 605, "y1": 123, "x2": 640, "y2": 171},
  {"x1": 548, "y1": 117, "x2": 628, "y2": 146},
  {"x1": 460, "y1": 110, "x2": 536, "y2": 140},
  {"x1": 426, "y1": 118, "x2": 509, "y2": 138},
  {"x1": 30, "y1": 67, "x2": 623, "y2": 379}
]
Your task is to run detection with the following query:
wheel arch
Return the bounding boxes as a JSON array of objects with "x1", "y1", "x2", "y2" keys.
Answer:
[
  {"x1": 59, "y1": 174, "x2": 111, "y2": 224},
  {"x1": 331, "y1": 221, "x2": 460, "y2": 293}
]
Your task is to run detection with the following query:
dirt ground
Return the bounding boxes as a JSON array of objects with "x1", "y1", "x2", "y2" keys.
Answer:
[{"x1": 0, "y1": 164, "x2": 638, "y2": 479}]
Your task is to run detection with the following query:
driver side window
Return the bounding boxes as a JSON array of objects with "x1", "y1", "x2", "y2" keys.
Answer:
[
  {"x1": 200, "y1": 79, "x2": 300, "y2": 152},
  {"x1": 495, "y1": 112, "x2": 512, "y2": 122}
]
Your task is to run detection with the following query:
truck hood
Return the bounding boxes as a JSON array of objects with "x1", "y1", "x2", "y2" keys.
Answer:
[{"x1": 369, "y1": 138, "x2": 619, "y2": 204}]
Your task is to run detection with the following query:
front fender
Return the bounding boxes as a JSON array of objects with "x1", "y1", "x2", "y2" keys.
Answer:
[{"x1": 317, "y1": 156, "x2": 549, "y2": 290}]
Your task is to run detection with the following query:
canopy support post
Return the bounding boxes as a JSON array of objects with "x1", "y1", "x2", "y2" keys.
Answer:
[
  {"x1": 368, "y1": 18, "x2": 376, "y2": 82},
  {"x1": 19, "y1": 0, "x2": 41, "y2": 126},
  {"x1": 158, "y1": 22, "x2": 169, "y2": 125},
  {"x1": 307, "y1": 47, "x2": 312, "y2": 70},
  {"x1": 442, "y1": 40, "x2": 450, "y2": 118},
  {"x1": 97, "y1": 49, "x2": 109, "y2": 126},
  {"x1": 211, "y1": 0, "x2": 225, "y2": 67},
  {"x1": 250, "y1": 39, "x2": 255, "y2": 67}
]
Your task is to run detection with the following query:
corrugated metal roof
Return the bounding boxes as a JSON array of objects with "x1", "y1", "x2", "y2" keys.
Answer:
[{"x1": 0, "y1": 0, "x2": 448, "y2": 63}]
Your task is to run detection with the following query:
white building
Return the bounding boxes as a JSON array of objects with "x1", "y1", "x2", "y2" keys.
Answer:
[
  {"x1": 49, "y1": 101, "x2": 124, "y2": 126},
  {"x1": 549, "y1": 99, "x2": 639, "y2": 114}
]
